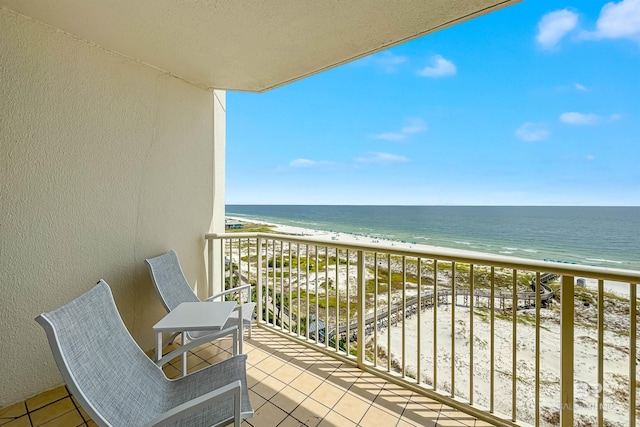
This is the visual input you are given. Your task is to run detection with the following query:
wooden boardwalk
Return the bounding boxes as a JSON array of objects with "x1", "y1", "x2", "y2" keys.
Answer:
[{"x1": 322, "y1": 273, "x2": 558, "y2": 344}]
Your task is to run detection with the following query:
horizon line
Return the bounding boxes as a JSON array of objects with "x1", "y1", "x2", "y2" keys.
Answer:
[{"x1": 225, "y1": 204, "x2": 640, "y2": 208}]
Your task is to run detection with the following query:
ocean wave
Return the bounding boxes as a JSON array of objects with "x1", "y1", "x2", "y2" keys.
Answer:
[
  {"x1": 585, "y1": 258, "x2": 623, "y2": 264},
  {"x1": 503, "y1": 247, "x2": 518, "y2": 251},
  {"x1": 522, "y1": 249, "x2": 538, "y2": 253},
  {"x1": 500, "y1": 251, "x2": 514, "y2": 254},
  {"x1": 455, "y1": 241, "x2": 472, "y2": 245}
]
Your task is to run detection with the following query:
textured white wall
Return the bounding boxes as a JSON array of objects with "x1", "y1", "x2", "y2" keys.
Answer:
[{"x1": 0, "y1": 8, "x2": 224, "y2": 406}]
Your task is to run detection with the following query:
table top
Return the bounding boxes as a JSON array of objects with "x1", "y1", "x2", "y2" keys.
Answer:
[{"x1": 153, "y1": 301, "x2": 237, "y2": 332}]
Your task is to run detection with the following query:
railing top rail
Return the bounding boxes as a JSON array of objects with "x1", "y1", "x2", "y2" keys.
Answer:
[{"x1": 206, "y1": 232, "x2": 640, "y2": 283}]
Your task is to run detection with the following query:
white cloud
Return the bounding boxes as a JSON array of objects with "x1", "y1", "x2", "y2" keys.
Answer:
[
  {"x1": 289, "y1": 158, "x2": 338, "y2": 168},
  {"x1": 373, "y1": 51, "x2": 407, "y2": 73},
  {"x1": 289, "y1": 158, "x2": 316, "y2": 167},
  {"x1": 575, "y1": 83, "x2": 589, "y2": 91},
  {"x1": 417, "y1": 55, "x2": 457, "y2": 78},
  {"x1": 560, "y1": 112, "x2": 623, "y2": 125},
  {"x1": 586, "y1": 155, "x2": 596, "y2": 161},
  {"x1": 355, "y1": 152, "x2": 409, "y2": 163},
  {"x1": 370, "y1": 117, "x2": 427, "y2": 141},
  {"x1": 536, "y1": 9, "x2": 579, "y2": 49},
  {"x1": 515, "y1": 122, "x2": 549, "y2": 141},
  {"x1": 560, "y1": 112, "x2": 602, "y2": 125},
  {"x1": 369, "y1": 132, "x2": 405, "y2": 141},
  {"x1": 401, "y1": 118, "x2": 428, "y2": 134},
  {"x1": 584, "y1": 0, "x2": 640, "y2": 41}
]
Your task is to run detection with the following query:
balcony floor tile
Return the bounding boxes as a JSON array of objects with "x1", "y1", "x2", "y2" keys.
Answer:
[{"x1": 4, "y1": 326, "x2": 493, "y2": 427}]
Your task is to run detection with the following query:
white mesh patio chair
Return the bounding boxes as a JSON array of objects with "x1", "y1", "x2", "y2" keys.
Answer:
[
  {"x1": 35, "y1": 280, "x2": 253, "y2": 427},
  {"x1": 145, "y1": 250, "x2": 256, "y2": 354}
]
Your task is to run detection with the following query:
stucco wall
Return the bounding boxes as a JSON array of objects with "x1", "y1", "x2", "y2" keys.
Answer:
[{"x1": 0, "y1": 8, "x2": 224, "y2": 406}]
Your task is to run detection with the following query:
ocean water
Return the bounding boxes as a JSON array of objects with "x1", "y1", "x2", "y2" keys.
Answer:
[{"x1": 226, "y1": 205, "x2": 640, "y2": 272}]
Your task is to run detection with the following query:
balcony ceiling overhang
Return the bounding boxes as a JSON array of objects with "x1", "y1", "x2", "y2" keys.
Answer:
[{"x1": 1, "y1": 0, "x2": 520, "y2": 92}]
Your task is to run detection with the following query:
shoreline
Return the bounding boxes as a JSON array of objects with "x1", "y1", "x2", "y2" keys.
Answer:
[{"x1": 226, "y1": 216, "x2": 634, "y2": 298}]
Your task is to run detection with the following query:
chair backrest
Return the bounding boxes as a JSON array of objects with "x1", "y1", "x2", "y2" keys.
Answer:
[
  {"x1": 145, "y1": 250, "x2": 200, "y2": 312},
  {"x1": 36, "y1": 280, "x2": 167, "y2": 427}
]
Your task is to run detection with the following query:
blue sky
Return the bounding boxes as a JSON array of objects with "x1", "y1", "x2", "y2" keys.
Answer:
[{"x1": 226, "y1": 0, "x2": 640, "y2": 206}]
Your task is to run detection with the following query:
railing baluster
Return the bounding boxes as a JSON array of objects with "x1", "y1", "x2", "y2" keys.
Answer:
[
  {"x1": 306, "y1": 244, "x2": 310, "y2": 341},
  {"x1": 597, "y1": 279, "x2": 604, "y2": 427},
  {"x1": 629, "y1": 282, "x2": 637, "y2": 427},
  {"x1": 280, "y1": 243, "x2": 285, "y2": 330},
  {"x1": 451, "y1": 261, "x2": 456, "y2": 397},
  {"x1": 297, "y1": 243, "x2": 300, "y2": 337},
  {"x1": 229, "y1": 239, "x2": 240, "y2": 289},
  {"x1": 402, "y1": 255, "x2": 407, "y2": 378},
  {"x1": 433, "y1": 259, "x2": 438, "y2": 390},
  {"x1": 289, "y1": 243, "x2": 293, "y2": 334},
  {"x1": 373, "y1": 252, "x2": 378, "y2": 368},
  {"x1": 560, "y1": 275, "x2": 574, "y2": 426},
  {"x1": 265, "y1": 239, "x2": 270, "y2": 325},
  {"x1": 257, "y1": 237, "x2": 263, "y2": 324},
  {"x1": 324, "y1": 246, "x2": 329, "y2": 348},
  {"x1": 315, "y1": 246, "x2": 319, "y2": 344},
  {"x1": 512, "y1": 269, "x2": 517, "y2": 421},
  {"x1": 220, "y1": 238, "x2": 225, "y2": 292},
  {"x1": 265, "y1": 239, "x2": 269, "y2": 325},
  {"x1": 272, "y1": 240, "x2": 276, "y2": 326},
  {"x1": 417, "y1": 258, "x2": 422, "y2": 385},
  {"x1": 237, "y1": 238, "x2": 241, "y2": 289},
  {"x1": 335, "y1": 248, "x2": 340, "y2": 353},
  {"x1": 264, "y1": 239, "x2": 268, "y2": 325},
  {"x1": 387, "y1": 253, "x2": 392, "y2": 372},
  {"x1": 357, "y1": 250, "x2": 365, "y2": 368},
  {"x1": 236, "y1": 238, "x2": 240, "y2": 287},
  {"x1": 469, "y1": 264, "x2": 474, "y2": 405},
  {"x1": 266, "y1": 239, "x2": 271, "y2": 325},
  {"x1": 490, "y1": 266, "x2": 495, "y2": 413},
  {"x1": 243, "y1": 237, "x2": 248, "y2": 291},
  {"x1": 207, "y1": 237, "x2": 214, "y2": 298},
  {"x1": 346, "y1": 249, "x2": 351, "y2": 356},
  {"x1": 535, "y1": 271, "x2": 541, "y2": 427}
]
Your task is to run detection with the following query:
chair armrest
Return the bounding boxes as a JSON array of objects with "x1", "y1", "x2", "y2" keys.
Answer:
[
  {"x1": 144, "y1": 380, "x2": 241, "y2": 427},
  {"x1": 206, "y1": 284, "x2": 252, "y2": 301}
]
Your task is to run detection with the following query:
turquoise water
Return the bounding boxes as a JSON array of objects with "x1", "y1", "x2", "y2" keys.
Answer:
[{"x1": 226, "y1": 205, "x2": 640, "y2": 272}]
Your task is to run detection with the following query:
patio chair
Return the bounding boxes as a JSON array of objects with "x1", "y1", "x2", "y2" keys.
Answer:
[
  {"x1": 145, "y1": 250, "x2": 256, "y2": 354},
  {"x1": 35, "y1": 280, "x2": 253, "y2": 427}
]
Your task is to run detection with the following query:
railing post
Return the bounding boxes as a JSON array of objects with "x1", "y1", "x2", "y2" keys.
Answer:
[
  {"x1": 257, "y1": 237, "x2": 263, "y2": 324},
  {"x1": 630, "y1": 282, "x2": 637, "y2": 427},
  {"x1": 207, "y1": 236, "x2": 214, "y2": 298},
  {"x1": 560, "y1": 275, "x2": 574, "y2": 426},
  {"x1": 357, "y1": 250, "x2": 365, "y2": 369},
  {"x1": 219, "y1": 238, "x2": 225, "y2": 292}
]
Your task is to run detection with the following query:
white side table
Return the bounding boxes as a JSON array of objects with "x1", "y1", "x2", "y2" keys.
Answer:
[{"x1": 153, "y1": 301, "x2": 237, "y2": 376}]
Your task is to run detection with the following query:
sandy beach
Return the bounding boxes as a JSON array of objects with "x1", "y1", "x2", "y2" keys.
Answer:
[
  {"x1": 226, "y1": 216, "x2": 638, "y2": 426},
  {"x1": 227, "y1": 216, "x2": 633, "y2": 299}
]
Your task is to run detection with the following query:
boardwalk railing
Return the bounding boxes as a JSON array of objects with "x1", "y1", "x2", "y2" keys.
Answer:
[{"x1": 206, "y1": 232, "x2": 639, "y2": 427}]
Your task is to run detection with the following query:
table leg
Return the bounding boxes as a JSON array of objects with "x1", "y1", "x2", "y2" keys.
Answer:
[
  {"x1": 155, "y1": 331, "x2": 162, "y2": 364},
  {"x1": 182, "y1": 331, "x2": 187, "y2": 376}
]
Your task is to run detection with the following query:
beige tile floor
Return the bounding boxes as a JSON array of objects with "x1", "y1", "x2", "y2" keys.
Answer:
[{"x1": 0, "y1": 327, "x2": 492, "y2": 427}]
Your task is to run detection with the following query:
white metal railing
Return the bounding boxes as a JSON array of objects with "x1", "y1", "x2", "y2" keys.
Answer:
[{"x1": 206, "y1": 232, "x2": 639, "y2": 427}]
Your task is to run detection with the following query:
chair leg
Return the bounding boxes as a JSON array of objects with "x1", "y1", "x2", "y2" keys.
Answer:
[{"x1": 248, "y1": 320, "x2": 252, "y2": 339}]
